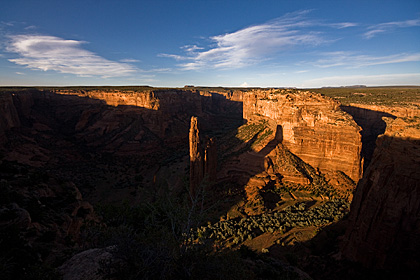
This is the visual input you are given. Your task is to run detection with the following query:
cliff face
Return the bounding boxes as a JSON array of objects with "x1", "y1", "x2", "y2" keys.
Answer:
[
  {"x1": 53, "y1": 88, "x2": 244, "y2": 116},
  {"x1": 340, "y1": 105, "x2": 395, "y2": 169},
  {"x1": 0, "y1": 93, "x2": 21, "y2": 142},
  {"x1": 340, "y1": 103, "x2": 420, "y2": 171},
  {"x1": 243, "y1": 89, "x2": 363, "y2": 182},
  {"x1": 0, "y1": 89, "x2": 243, "y2": 163},
  {"x1": 52, "y1": 88, "x2": 244, "y2": 139},
  {"x1": 341, "y1": 117, "x2": 420, "y2": 270}
]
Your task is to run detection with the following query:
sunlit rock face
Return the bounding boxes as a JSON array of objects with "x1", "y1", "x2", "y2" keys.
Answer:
[
  {"x1": 342, "y1": 117, "x2": 420, "y2": 270},
  {"x1": 243, "y1": 89, "x2": 363, "y2": 182}
]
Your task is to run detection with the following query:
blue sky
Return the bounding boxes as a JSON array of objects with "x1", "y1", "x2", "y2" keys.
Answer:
[{"x1": 1, "y1": 0, "x2": 419, "y2": 87}]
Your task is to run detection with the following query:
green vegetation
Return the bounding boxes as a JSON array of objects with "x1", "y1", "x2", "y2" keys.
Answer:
[
  {"x1": 251, "y1": 128, "x2": 273, "y2": 148},
  {"x1": 236, "y1": 120, "x2": 269, "y2": 142},
  {"x1": 191, "y1": 200, "x2": 349, "y2": 246},
  {"x1": 311, "y1": 86, "x2": 420, "y2": 106},
  {"x1": 401, "y1": 116, "x2": 420, "y2": 129},
  {"x1": 218, "y1": 120, "x2": 270, "y2": 163}
]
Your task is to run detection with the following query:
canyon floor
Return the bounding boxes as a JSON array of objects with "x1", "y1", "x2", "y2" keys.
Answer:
[{"x1": 1, "y1": 86, "x2": 419, "y2": 279}]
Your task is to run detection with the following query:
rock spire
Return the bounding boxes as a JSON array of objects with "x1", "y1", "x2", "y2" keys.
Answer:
[{"x1": 189, "y1": 116, "x2": 217, "y2": 197}]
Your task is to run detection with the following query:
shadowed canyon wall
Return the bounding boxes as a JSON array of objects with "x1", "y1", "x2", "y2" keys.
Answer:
[
  {"x1": 1, "y1": 88, "x2": 365, "y2": 188},
  {"x1": 0, "y1": 89, "x2": 243, "y2": 163},
  {"x1": 341, "y1": 117, "x2": 420, "y2": 270}
]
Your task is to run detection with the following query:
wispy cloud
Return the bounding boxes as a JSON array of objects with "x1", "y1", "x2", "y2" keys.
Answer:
[
  {"x1": 295, "y1": 70, "x2": 309, "y2": 73},
  {"x1": 161, "y1": 11, "x2": 355, "y2": 70},
  {"x1": 1, "y1": 21, "x2": 14, "y2": 27},
  {"x1": 6, "y1": 35, "x2": 138, "y2": 78},
  {"x1": 24, "y1": 25, "x2": 37, "y2": 30},
  {"x1": 329, "y1": 22, "x2": 358, "y2": 29},
  {"x1": 312, "y1": 51, "x2": 420, "y2": 68},
  {"x1": 158, "y1": 53, "x2": 185, "y2": 60},
  {"x1": 120, "y1": 58, "x2": 140, "y2": 63},
  {"x1": 181, "y1": 45, "x2": 204, "y2": 52},
  {"x1": 303, "y1": 73, "x2": 420, "y2": 87},
  {"x1": 364, "y1": 18, "x2": 420, "y2": 39}
]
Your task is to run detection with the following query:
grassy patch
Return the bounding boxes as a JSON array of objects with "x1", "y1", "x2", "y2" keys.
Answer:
[{"x1": 311, "y1": 87, "x2": 420, "y2": 106}]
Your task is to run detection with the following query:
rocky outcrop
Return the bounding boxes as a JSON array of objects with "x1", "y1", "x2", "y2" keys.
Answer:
[
  {"x1": 189, "y1": 116, "x2": 203, "y2": 196},
  {"x1": 0, "y1": 160, "x2": 98, "y2": 277},
  {"x1": 0, "y1": 203, "x2": 31, "y2": 230},
  {"x1": 341, "y1": 117, "x2": 420, "y2": 270},
  {"x1": 243, "y1": 89, "x2": 363, "y2": 182},
  {"x1": 59, "y1": 246, "x2": 119, "y2": 280},
  {"x1": 189, "y1": 116, "x2": 217, "y2": 196}
]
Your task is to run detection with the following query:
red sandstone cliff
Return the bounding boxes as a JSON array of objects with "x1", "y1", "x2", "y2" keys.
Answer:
[
  {"x1": 243, "y1": 89, "x2": 363, "y2": 182},
  {"x1": 341, "y1": 117, "x2": 420, "y2": 270}
]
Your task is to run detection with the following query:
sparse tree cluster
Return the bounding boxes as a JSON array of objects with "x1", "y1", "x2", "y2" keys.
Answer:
[{"x1": 191, "y1": 200, "x2": 350, "y2": 245}]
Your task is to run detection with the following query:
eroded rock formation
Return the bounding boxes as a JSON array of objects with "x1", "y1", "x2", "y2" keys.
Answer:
[
  {"x1": 59, "y1": 246, "x2": 119, "y2": 280},
  {"x1": 189, "y1": 116, "x2": 217, "y2": 196},
  {"x1": 189, "y1": 116, "x2": 203, "y2": 196},
  {"x1": 341, "y1": 117, "x2": 420, "y2": 271},
  {"x1": 243, "y1": 89, "x2": 363, "y2": 182}
]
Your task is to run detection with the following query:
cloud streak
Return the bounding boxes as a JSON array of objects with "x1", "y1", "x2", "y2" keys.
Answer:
[
  {"x1": 364, "y1": 18, "x2": 420, "y2": 38},
  {"x1": 7, "y1": 35, "x2": 137, "y2": 77},
  {"x1": 303, "y1": 73, "x2": 420, "y2": 87},
  {"x1": 312, "y1": 51, "x2": 420, "y2": 68},
  {"x1": 161, "y1": 11, "x2": 356, "y2": 70}
]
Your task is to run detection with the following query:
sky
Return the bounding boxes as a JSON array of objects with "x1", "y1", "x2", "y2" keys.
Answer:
[{"x1": 0, "y1": 0, "x2": 419, "y2": 88}]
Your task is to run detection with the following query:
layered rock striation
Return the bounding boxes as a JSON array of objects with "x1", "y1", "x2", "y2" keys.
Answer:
[
  {"x1": 243, "y1": 89, "x2": 363, "y2": 182},
  {"x1": 341, "y1": 117, "x2": 420, "y2": 270}
]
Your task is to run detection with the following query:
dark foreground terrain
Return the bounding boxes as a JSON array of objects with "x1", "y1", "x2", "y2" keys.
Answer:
[{"x1": 1, "y1": 86, "x2": 419, "y2": 279}]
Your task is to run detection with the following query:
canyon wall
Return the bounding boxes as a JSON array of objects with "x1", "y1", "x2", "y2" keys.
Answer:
[
  {"x1": 341, "y1": 117, "x2": 420, "y2": 270},
  {"x1": 340, "y1": 104, "x2": 420, "y2": 170},
  {"x1": 52, "y1": 88, "x2": 244, "y2": 140},
  {"x1": 0, "y1": 88, "x2": 243, "y2": 162},
  {"x1": 243, "y1": 89, "x2": 363, "y2": 182},
  {"x1": 53, "y1": 88, "x2": 244, "y2": 117}
]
